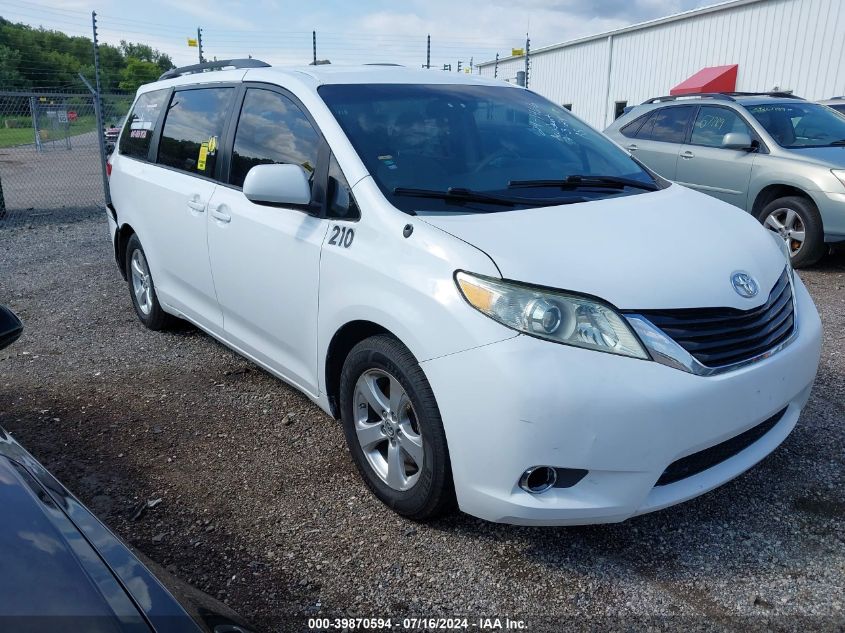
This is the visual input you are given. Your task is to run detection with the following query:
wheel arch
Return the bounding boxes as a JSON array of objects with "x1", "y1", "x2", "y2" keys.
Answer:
[
  {"x1": 324, "y1": 320, "x2": 395, "y2": 419},
  {"x1": 115, "y1": 222, "x2": 137, "y2": 280},
  {"x1": 751, "y1": 184, "x2": 816, "y2": 219}
]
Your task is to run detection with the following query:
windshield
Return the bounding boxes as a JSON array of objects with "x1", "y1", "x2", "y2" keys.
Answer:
[
  {"x1": 319, "y1": 83, "x2": 659, "y2": 214},
  {"x1": 746, "y1": 102, "x2": 845, "y2": 148}
]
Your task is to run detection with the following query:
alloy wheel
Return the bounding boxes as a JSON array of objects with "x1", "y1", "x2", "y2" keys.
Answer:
[
  {"x1": 764, "y1": 207, "x2": 806, "y2": 255},
  {"x1": 353, "y1": 368, "x2": 424, "y2": 491},
  {"x1": 130, "y1": 249, "x2": 153, "y2": 315}
]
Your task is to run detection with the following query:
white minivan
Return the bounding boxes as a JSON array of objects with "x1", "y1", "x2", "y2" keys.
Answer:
[{"x1": 106, "y1": 60, "x2": 822, "y2": 526}]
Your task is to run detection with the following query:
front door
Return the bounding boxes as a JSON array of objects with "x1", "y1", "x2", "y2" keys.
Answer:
[
  {"x1": 207, "y1": 87, "x2": 326, "y2": 394},
  {"x1": 674, "y1": 105, "x2": 756, "y2": 208}
]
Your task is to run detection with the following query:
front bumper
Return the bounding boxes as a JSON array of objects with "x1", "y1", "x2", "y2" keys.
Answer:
[
  {"x1": 811, "y1": 190, "x2": 845, "y2": 241},
  {"x1": 421, "y1": 276, "x2": 822, "y2": 526}
]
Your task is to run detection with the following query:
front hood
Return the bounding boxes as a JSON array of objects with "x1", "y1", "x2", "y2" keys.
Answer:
[
  {"x1": 786, "y1": 145, "x2": 845, "y2": 168},
  {"x1": 0, "y1": 454, "x2": 124, "y2": 621},
  {"x1": 420, "y1": 185, "x2": 786, "y2": 310}
]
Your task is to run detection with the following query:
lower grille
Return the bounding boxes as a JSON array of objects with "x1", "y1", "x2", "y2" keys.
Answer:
[
  {"x1": 636, "y1": 268, "x2": 794, "y2": 368},
  {"x1": 655, "y1": 406, "x2": 788, "y2": 486}
]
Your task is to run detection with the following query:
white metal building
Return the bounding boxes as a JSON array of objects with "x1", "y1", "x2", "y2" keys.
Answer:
[{"x1": 477, "y1": 0, "x2": 845, "y2": 130}]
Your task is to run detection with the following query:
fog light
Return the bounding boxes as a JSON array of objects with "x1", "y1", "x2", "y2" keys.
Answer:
[{"x1": 518, "y1": 466, "x2": 557, "y2": 494}]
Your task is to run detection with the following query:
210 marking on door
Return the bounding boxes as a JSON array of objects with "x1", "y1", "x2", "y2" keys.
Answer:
[{"x1": 328, "y1": 225, "x2": 354, "y2": 248}]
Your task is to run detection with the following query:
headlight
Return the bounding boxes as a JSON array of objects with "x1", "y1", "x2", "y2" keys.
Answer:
[
  {"x1": 767, "y1": 230, "x2": 795, "y2": 282},
  {"x1": 455, "y1": 271, "x2": 649, "y2": 359},
  {"x1": 832, "y1": 169, "x2": 845, "y2": 189}
]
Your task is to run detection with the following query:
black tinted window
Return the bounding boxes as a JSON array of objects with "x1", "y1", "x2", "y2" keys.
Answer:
[
  {"x1": 690, "y1": 106, "x2": 751, "y2": 147},
  {"x1": 230, "y1": 89, "x2": 320, "y2": 188},
  {"x1": 157, "y1": 87, "x2": 234, "y2": 176},
  {"x1": 620, "y1": 112, "x2": 650, "y2": 138},
  {"x1": 119, "y1": 89, "x2": 168, "y2": 159},
  {"x1": 646, "y1": 106, "x2": 694, "y2": 143},
  {"x1": 327, "y1": 155, "x2": 360, "y2": 220}
]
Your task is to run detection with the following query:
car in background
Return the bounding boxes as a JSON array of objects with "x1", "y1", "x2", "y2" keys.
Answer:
[
  {"x1": 605, "y1": 92, "x2": 845, "y2": 267},
  {"x1": 0, "y1": 305, "x2": 253, "y2": 632},
  {"x1": 105, "y1": 116, "x2": 127, "y2": 154},
  {"x1": 819, "y1": 96, "x2": 845, "y2": 115}
]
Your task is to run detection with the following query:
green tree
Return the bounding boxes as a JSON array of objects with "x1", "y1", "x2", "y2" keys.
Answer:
[
  {"x1": 0, "y1": 44, "x2": 25, "y2": 88},
  {"x1": 0, "y1": 17, "x2": 176, "y2": 92},
  {"x1": 118, "y1": 58, "x2": 161, "y2": 92}
]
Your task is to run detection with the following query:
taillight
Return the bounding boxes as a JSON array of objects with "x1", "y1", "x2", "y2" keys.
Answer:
[{"x1": 106, "y1": 158, "x2": 112, "y2": 178}]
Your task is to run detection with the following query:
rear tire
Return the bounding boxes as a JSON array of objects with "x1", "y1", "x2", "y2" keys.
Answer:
[
  {"x1": 339, "y1": 335, "x2": 455, "y2": 521},
  {"x1": 125, "y1": 234, "x2": 175, "y2": 331},
  {"x1": 757, "y1": 196, "x2": 825, "y2": 268}
]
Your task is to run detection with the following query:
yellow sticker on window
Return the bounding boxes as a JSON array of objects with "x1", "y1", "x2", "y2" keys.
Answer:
[
  {"x1": 197, "y1": 142, "x2": 209, "y2": 171},
  {"x1": 207, "y1": 135, "x2": 217, "y2": 154}
]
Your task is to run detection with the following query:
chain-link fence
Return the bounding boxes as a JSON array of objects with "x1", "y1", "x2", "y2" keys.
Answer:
[{"x1": 0, "y1": 90, "x2": 131, "y2": 227}]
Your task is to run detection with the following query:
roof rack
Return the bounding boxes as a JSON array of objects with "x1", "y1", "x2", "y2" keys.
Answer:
[
  {"x1": 643, "y1": 91, "x2": 804, "y2": 105},
  {"x1": 724, "y1": 91, "x2": 804, "y2": 99},
  {"x1": 644, "y1": 93, "x2": 734, "y2": 104},
  {"x1": 158, "y1": 58, "x2": 270, "y2": 81}
]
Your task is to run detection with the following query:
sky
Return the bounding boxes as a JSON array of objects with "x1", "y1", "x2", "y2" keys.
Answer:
[{"x1": 0, "y1": 0, "x2": 719, "y2": 70}]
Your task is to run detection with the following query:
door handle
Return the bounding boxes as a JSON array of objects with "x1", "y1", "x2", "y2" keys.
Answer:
[
  {"x1": 187, "y1": 199, "x2": 206, "y2": 212},
  {"x1": 626, "y1": 144, "x2": 638, "y2": 152},
  {"x1": 680, "y1": 150, "x2": 695, "y2": 159},
  {"x1": 209, "y1": 204, "x2": 231, "y2": 224}
]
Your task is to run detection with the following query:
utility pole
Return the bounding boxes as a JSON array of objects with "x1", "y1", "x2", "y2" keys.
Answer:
[
  {"x1": 469, "y1": 57, "x2": 473, "y2": 73},
  {"x1": 426, "y1": 34, "x2": 430, "y2": 69},
  {"x1": 197, "y1": 27, "x2": 204, "y2": 64},
  {"x1": 89, "y1": 12, "x2": 110, "y2": 206},
  {"x1": 494, "y1": 53, "x2": 499, "y2": 78},
  {"x1": 524, "y1": 34, "x2": 530, "y2": 89},
  {"x1": 312, "y1": 31, "x2": 317, "y2": 65}
]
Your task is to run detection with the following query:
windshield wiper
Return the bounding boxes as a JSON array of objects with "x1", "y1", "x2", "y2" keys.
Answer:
[
  {"x1": 508, "y1": 175, "x2": 659, "y2": 191},
  {"x1": 829, "y1": 139, "x2": 845, "y2": 146},
  {"x1": 392, "y1": 187, "x2": 588, "y2": 207}
]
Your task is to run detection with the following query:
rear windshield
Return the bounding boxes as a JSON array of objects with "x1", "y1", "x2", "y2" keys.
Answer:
[
  {"x1": 318, "y1": 83, "x2": 657, "y2": 214},
  {"x1": 746, "y1": 102, "x2": 845, "y2": 148}
]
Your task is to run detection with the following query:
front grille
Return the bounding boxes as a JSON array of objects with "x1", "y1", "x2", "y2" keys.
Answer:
[
  {"x1": 636, "y1": 269, "x2": 794, "y2": 368},
  {"x1": 655, "y1": 406, "x2": 788, "y2": 486}
]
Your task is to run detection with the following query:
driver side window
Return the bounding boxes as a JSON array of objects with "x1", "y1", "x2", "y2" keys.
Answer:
[
  {"x1": 690, "y1": 106, "x2": 751, "y2": 148},
  {"x1": 230, "y1": 88, "x2": 320, "y2": 189}
]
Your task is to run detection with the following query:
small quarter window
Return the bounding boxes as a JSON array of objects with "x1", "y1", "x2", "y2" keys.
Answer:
[
  {"x1": 621, "y1": 111, "x2": 652, "y2": 138},
  {"x1": 327, "y1": 155, "x2": 360, "y2": 220},
  {"x1": 157, "y1": 87, "x2": 234, "y2": 177},
  {"x1": 119, "y1": 88, "x2": 168, "y2": 160}
]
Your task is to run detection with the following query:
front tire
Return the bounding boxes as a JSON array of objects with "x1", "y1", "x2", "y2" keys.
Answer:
[
  {"x1": 125, "y1": 234, "x2": 175, "y2": 331},
  {"x1": 758, "y1": 196, "x2": 825, "y2": 268},
  {"x1": 339, "y1": 335, "x2": 455, "y2": 520}
]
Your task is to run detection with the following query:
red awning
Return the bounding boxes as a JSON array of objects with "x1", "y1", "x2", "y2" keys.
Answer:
[{"x1": 670, "y1": 65, "x2": 738, "y2": 95}]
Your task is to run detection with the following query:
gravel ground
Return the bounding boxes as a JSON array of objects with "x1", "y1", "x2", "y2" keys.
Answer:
[{"x1": 0, "y1": 213, "x2": 843, "y2": 633}]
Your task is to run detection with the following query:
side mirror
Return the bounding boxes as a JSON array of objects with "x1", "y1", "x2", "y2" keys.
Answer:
[
  {"x1": 243, "y1": 163, "x2": 312, "y2": 207},
  {"x1": 722, "y1": 131, "x2": 754, "y2": 150},
  {"x1": 0, "y1": 305, "x2": 23, "y2": 351}
]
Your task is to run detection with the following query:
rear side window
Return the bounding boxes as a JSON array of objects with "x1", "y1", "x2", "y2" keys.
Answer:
[
  {"x1": 157, "y1": 87, "x2": 234, "y2": 177},
  {"x1": 119, "y1": 89, "x2": 168, "y2": 159},
  {"x1": 229, "y1": 88, "x2": 321, "y2": 188},
  {"x1": 647, "y1": 106, "x2": 694, "y2": 143}
]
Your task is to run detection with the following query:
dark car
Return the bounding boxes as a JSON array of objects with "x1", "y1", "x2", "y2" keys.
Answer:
[
  {"x1": 105, "y1": 116, "x2": 127, "y2": 153},
  {"x1": 0, "y1": 305, "x2": 253, "y2": 632}
]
